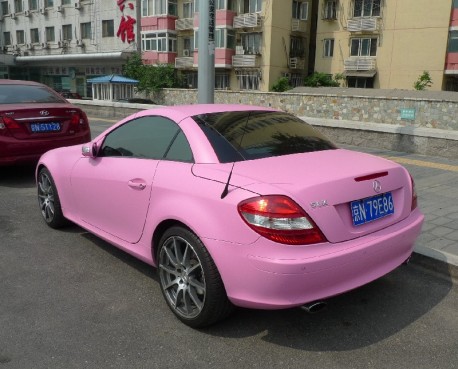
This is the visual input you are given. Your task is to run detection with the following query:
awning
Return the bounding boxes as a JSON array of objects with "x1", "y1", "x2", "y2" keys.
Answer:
[
  {"x1": 343, "y1": 70, "x2": 377, "y2": 78},
  {"x1": 87, "y1": 75, "x2": 138, "y2": 84},
  {"x1": 15, "y1": 51, "x2": 133, "y2": 63}
]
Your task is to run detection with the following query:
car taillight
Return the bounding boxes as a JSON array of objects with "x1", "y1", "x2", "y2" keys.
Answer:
[
  {"x1": 237, "y1": 195, "x2": 327, "y2": 245},
  {"x1": 410, "y1": 175, "x2": 418, "y2": 211},
  {"x1": 0, "y1": 116, "x2": 20, "y2": 136},
  {"x1": 70, "y1": 111, "x2": 88, "y2": 131}
]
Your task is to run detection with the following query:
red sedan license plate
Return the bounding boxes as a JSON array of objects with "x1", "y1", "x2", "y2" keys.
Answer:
[
  {"x1": 351, "y1": 192, "x2": 394, "y2": 226},
  {"x1": 31, "y1": 122, "x2": 61, "y2": 133}
]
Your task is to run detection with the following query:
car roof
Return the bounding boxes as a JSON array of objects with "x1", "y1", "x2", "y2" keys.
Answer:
[
  {"x1": 0, "y1": 79, "x2": 45, "y2": 87},
  {"x1": 136, "y1": 104, "x2": 279, "y2": 123}
]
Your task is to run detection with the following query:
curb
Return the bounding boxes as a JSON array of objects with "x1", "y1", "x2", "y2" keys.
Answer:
[{"x1": 410, "y1": 252, "x2": 458, "y2": 284}]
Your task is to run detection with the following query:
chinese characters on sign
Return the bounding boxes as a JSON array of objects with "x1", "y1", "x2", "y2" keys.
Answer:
[{"x1": 116, "y1": 0, "x2": 136, "y2": 44}]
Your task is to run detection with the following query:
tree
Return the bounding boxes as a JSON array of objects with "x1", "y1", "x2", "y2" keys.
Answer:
[
  {"x1": 304, "y1": 72, "x2": 341, "y2": 87},
  {"x1": 271, "y1": 77, "x2": 292, "y2": 92},
  {"x1": 414, "y1": 71, "x2": 433, "y2": 91},
  {"x1": 123, "y1": 53, "x2": 180, "y2": 96}
]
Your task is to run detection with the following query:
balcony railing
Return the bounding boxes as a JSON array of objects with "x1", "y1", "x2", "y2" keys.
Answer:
[
  {"x1": 233, "y1": 13, "x2": 261, "y2": 28},
  {"x1": 289, "y1": 57, "x2": 305, "y2": 69},
  {"x1": 175, "y1": 57, "x2": 194, "y2": 69},
  {"x1": 344, "y1": 57, "x2": 376, "y2": 71},
  {"x1": 232, "y1": 54, "x2": 260, "y2": 68},
  {"x1": 175, "y1": 18, "x2": 194, "y2": 31},
  {"x1": 291, "y1": 19, "x2": 307, "y2": 32},
  {"x1": 347, "y1": 17, "x2": 379, "y2": 32}
]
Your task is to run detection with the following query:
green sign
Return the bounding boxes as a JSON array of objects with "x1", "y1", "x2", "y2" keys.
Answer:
[{"x1": 400, "y1": 108, "x2": 416, "y2": 120}]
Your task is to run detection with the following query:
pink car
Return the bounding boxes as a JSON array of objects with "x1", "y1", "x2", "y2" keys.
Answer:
[{"x1": 36, "y1": 104, "x2": 424, "y2": 328}]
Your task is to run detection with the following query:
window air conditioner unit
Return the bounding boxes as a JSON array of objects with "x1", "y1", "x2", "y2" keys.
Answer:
[
  {"x1": 183, "y1": 49, "x2": 190, "y2": 57},
  {"x1": 57, "y1": 5, "x2": 63, "y2": 12},
  {"x1": 26, "y1": 43, "x2": 34, "y2": 50},
  {"x1": 10, "y1": 12, "x2": 16, "y2": 19},
  {"x1": 24, "y1": 10, "x2": 31, "y2": 16},
  {"x1": 75, "y1": 2, "x2": 81, "y2": 9},
  {"x1": 41, "y1": 42, "x2": 49, "y2": 49},
  {"x1": 40, "y1": 8, "x2": 47, "y2": 14},
  {"x1": 76, "y1": 39, "x2": 84, "y2": 47}
]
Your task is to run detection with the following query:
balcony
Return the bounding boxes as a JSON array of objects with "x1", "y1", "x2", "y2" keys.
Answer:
[
  {"x1": 175, "y1": 56, "x2": 194, "y2": 69},
  {"x1": 233, "y1": 13, "x2": 261, "y2": 29},
  {"x1": 347, "y1": 17, "x2": 379, "y2": 32},
  {"x1": 175, "y1": 18, "x2": 194, "y2": 31},
  {"x1": 289, "y1": 57, "x2": 305, "y2": 70},
  {"x1": 232, "y1": 54, "x2": 260, "y2": 68},
  {"x1": 344, "y1": 57, "x2": 376, "y2": 71},
  {"x1": 291, "y1": 19, "x2": 307, "y2": 32}
]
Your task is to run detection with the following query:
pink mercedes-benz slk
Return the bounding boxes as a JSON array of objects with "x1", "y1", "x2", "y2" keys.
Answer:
[{"x1": 36, "y1": 104, "x2": 424, "y2": 328}]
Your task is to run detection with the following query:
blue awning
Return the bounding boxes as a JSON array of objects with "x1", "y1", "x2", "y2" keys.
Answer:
[{"x1": 87, "y1": 74, "x2": 138, "y2": 84}]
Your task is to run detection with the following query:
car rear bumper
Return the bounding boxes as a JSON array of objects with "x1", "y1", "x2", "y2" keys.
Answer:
[
  {"x1": 0, "y1": 132, "x2": 90, "y2": 165},
  {"x1": 205, "y1": 209, "x2": 424, "y2": 309}
]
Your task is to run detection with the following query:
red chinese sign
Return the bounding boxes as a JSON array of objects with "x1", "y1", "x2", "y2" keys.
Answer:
[{"x1": 116, "y1": 0, "x2": 136, "y2": 44}]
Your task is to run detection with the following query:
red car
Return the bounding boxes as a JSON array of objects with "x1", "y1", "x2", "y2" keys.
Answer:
[{"x1": 0, "y1": 80, "x2": 90, "y2": 165}]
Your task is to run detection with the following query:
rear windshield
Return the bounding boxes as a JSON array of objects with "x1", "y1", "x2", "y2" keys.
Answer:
[
  {"x1": 193, "y1": 110, "x2": 337, "y2": 163},
  {"x1": 0, "y1": 85, "x2": 66, "y2": 104}
]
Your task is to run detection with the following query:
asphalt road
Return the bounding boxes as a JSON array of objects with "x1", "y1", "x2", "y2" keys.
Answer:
[{"x1": 0, "y1": 118, "x2": 457, "y2": 369}]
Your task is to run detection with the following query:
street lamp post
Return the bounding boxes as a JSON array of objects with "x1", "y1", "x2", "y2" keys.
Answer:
[{"x1": 198, "y1": 0, "x2": 216, "y2": 104}]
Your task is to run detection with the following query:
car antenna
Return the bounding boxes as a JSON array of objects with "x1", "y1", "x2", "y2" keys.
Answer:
[{"x1": 221, "y1": 112, "x2": 251, "y2": 199}]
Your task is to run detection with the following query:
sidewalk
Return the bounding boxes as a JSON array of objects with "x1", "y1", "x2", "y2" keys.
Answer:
[{"x1": 344, "y1": 144, "x2": 458, "y2": 279}]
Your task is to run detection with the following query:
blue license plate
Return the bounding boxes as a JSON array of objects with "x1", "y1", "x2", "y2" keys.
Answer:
[
  {"x1": 31, "y1": 122, "x2": 61, "y2": 133},
  {"x1": 351, "y1": 192, "x2": 394, "y2": 226}
]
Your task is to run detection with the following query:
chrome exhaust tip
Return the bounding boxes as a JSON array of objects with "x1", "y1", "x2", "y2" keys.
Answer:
[{"x1": 300, "y1": 301, "x2": 327, "y2": 314}]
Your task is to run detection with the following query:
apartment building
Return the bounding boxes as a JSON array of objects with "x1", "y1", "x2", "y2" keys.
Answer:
[
  {"x1": 140, "y1": 0, "x2": 315, "y2": 91},
  {"x1": 0, "y1": 0, "x2": 138, "y2": 97},
  {"x1": 1, "y1": 0, "x2": 457, "y2": 93},
  {"x1": 315, "y1": 0, "x2": 458, "y2": 91}
]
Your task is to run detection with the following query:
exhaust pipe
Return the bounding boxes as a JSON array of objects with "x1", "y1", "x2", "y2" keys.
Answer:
[{"x1": 300, "y1": 301, "x2": 327, "y2": 314}]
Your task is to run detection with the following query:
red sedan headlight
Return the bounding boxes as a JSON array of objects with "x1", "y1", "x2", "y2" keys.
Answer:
[{"x1": 238, "y1": 195, "x2": 327, "y2": 245}]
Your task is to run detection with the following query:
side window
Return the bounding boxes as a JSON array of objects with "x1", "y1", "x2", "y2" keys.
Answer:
[
  {"x1": 100, "y1": 116, "x2": 181, "y2": 160},
  {"x1": 165, "y1": 130, "x2": 193, "y2": 162}
]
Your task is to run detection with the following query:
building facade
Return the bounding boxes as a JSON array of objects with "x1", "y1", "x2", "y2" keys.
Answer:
[
  {"x1": 314, "y1": 0, "x2": 458, "y2": 91},
  {"x1": 1, "y1": 0, "x2": 458, "y2": 93},
  {"x1": 0, "y1": 0, "x2": 139, "y2": 97}
]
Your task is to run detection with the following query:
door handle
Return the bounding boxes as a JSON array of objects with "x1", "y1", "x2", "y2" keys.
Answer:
[{"x1": 128, "y1": 179, "x2": 147, "y2": 190}]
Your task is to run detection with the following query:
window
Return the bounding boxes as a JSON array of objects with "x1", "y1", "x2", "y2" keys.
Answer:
[
  {"x1": 216, "y1": 0, "x2": 234, "y2": 10},
  {"x1": 290, "y1": 36, "x2": 306, "y2": 58},
  {"x1": 1, "y1": 1, "x2": 9, "y2": 15},
  {"x1": 292, "y1": 1, "x2": 308, "y2": 20},
  {"x1": 45, "y1": 27, "x2": 55, "y2": 42},
  {"x1": 182, "y1": 1, "x2": 193, "y2": 17},
  {"x1": 353, "y1": 0, "x2": 380, "y2": 17},
  {"x1": 194, "y1": 111, "x2": 336, "y2": 163},
  {"x1": 142, "y1": 32, "x2": 177, "y2": 52},
  {"x1": 183, "y1": 36, "x2": 194, "y2": 53},
  {"x1": 241, "y1": 32, "x2": 262, "y2": 54},
  {"x1": 14, "y1": 0, "x2": 23, "y2": 12},
  {"x1": 28, "y1": 0, "x2": 38, "y2": 10},
  {"x1": 0, "y1": 84, "x2": 65, "y2": 104},
  {"x1": 448, "y1": 30, "x2": 458, "y2": 53},
  {"x1": 102, "y1": 20, "x2": 115, "y2": 37},
  {"x1": 242, "y1": 0, "x2": 261, "y2": 13},
  {"x1": 81, "y1": 23, "x2": 92, "y2": 39},
  {"x1": 3, "y1": 32, "x2": 11, "y2": 45},
  {"x1": 44, "y1": 0, "x2": 54, "y2": 7},
  {"x1": 454, "y1": 0, "x2": 458, "y2": 8},
  {"x1": 62, "y1": 0, "x2": 71, "y2": 4},
  {"x1": 62, "y1": 24, "x2": 72, "y2": 40},
  {"x1": 238, "y1": 72, "x2": 260, "y2": 90},
  {"x1": 290, "y1": 73, "x2": 304, "y2": 87},
  {"x1": 215, "y1": 73, "x2": 229, "y2": 89},
  {"x1": 30, "y1": 28, "x2": 40, "y2": 43},
  {"x1": 347, "y1": 77, "x2": 374, "y2": 88},
  {"x1": 142, "y1": 0, "x2": 177, "y2": 16},
  {"x1": 323, "y1": 0, "x2": 337, "y2": 20},
  {"x1": 323, "y1": 38, "x2": 334, "y2": 57},
  {"x1": 350, "y1": 37, "x2": 377, "y2": 56},
  {"x1": 215, "y1": 28, "x2": 235, "y2": 48},
  {"x1": 16, "y1": 30, "x2": 25, "y2": 44},
  {"x1": 100, "y1": 116, "x2": 193, "y2": 162},
  {"x1": 182, "y1": 71, "x2": 197, "y2": 88}
]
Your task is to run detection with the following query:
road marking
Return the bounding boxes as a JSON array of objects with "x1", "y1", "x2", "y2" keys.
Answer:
[{"x1": 384, "y1": 156, "x2": 458, "y2": 173}]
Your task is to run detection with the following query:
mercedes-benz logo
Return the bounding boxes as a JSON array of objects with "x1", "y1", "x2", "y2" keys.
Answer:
[
  {"x1": 373, "y1": 180, "x2": 382, "y2": 193},
  {"x1": 40, "y1": 110, "x2": 50, "y2": 116}
]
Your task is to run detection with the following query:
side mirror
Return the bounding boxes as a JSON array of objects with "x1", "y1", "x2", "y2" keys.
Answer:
[{"x1": 82, "y1": 142, "x2": 98, "y2": 158}]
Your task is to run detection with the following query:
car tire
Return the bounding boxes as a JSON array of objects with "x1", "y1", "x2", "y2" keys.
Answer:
[
  {"x1": 158, "y1": 226, "x2": 233, "y2": 328},
  {"x1": 37, "y1": 167, "x2": 68, "y2": 229}
]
